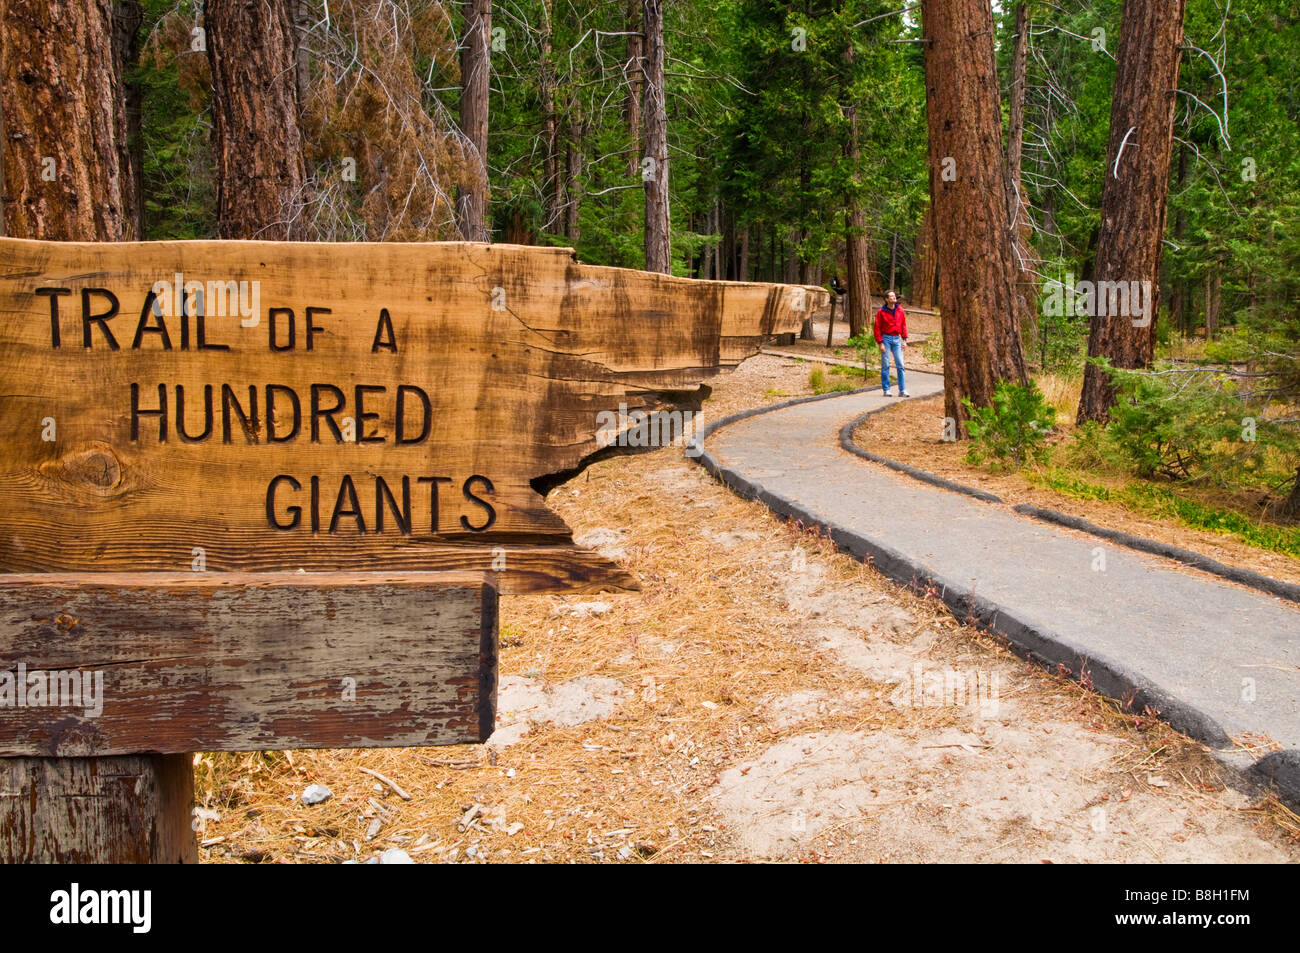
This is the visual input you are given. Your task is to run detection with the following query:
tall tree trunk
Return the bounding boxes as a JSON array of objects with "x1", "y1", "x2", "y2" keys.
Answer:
[
  {"x1": 641, "y1": 0, "x2": 670, "y2": 273},
  {"x1": 1204, "y1": 267, "x2": 1221, "y2": 340},
  {"x1": 540, "y1": 3, "x2": 560, "y2": 232},
  {"x1": 563, "y1": 112, "x2": 583, "y2": 242},
  {"x1": 913, "y1": 204, "x2": 938, "y2": 308},
  {"x1": 1, "y1": 0, "x2": 131, "y2": 239},
  {"x1": 888, "y1": 229, "x2": 898, "y2": 292},
  {"x1": 1076, "y1": 0, "x2": 1188, "y2": 424},
  {"x1": 843, "y1": 48, "x2": 871, "y2": 339},
  {"x1": 624, "y1": 0, "x2": 643, "y2": 179},
  {"x1": 1005, "y1": 0, "x2": 1035, "y2": 333},
  {"x1": 1170, "y1": 141, "x2": 1189, "y2": 333},
  {"x1": 456, "y1": 0, "x2": 492, "y2": 242},
  {"x1": 1281, "y1": 467, "x2": 1300, "y2": 521},
  {"x1": 1005, "y1": 1, "x2": 1030, "y2": 232},
  {"x1": 206, "y1": 0, "x2": 306, "y2": 240},
  {"x1": 922, "y1": 0, "x2": 1029, "y2": 430},
  {"x1": 0, "y1": 0, "x2": 195, "y2": 863},
  {"x1": 295, "y1": 0, "x2": 312, "y2": 107},
  {"x1": 739, "y1": 227, "x2": 750, "y2": 280},
  {"x1": 845, "y1": 208, "x2": 871, "y2": 338},
  {"x1": 113, "y1": 0, "x2": 144, "y2": 239}
]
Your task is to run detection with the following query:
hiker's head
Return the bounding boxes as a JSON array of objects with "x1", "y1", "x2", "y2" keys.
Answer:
[{"x1": 886, "y1": 290, "x2": 898, "y2": 305}]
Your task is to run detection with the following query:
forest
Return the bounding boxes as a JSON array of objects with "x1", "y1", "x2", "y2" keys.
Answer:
[
  {"x1": 5, "y1": 0, "x2": 1294, "y2": 524},
  {"x1": 4, "y1": 0, "x2": 1300, "y2": 872}
]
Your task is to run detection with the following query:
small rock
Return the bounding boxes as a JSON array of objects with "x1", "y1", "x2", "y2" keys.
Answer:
[
  {"x1": 618, "y1": 846, "x2": 633, "y2": 861},
  {"x1": 553, "y1": 601, "x2": 611, "y2": 619},
  {"x1": 379, "y1": 848, "x2": 415, "y2": 864},
  {"x1": 301, "y1": 784, "x2": 332, "y2": 806},
  {"x1": 365, "y1": 818, "x2": 383, "y2": 840},
  {"x1": 506, "y1": 768, "x2": 516, "y2": 778}
]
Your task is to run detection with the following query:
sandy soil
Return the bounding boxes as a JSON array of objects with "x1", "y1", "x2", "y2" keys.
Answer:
[{"x1": 195, "y1": 355, "x2": 1300, "y2": 864}]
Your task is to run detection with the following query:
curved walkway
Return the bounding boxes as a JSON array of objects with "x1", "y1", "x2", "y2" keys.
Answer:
[{"x1": 690, "y1": 370, "x2": 1300, "y2": 805}]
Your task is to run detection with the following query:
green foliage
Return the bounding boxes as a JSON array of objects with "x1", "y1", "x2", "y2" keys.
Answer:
[
  {"x1": 1032, "y1": 470, "x2": 1300, "y2": 559},
  {"x1": 1104, "y1": 367, "x2": 1235, "y2": 480},
  {"x1": 1033, "y1": 271, "x2": 1091, "y2": 370},
  {"x1": 1100, "y1": 364, "x2": 1297, "y2": 490},
  {"x1": 846, "y1": 333, "x2": 878, "y2": 374},
  {"x1": 962, "y1": 380, "x2": 1058, "y2": 469},
  {"x1": 809, "y1": 365, "x2": 855, "y2": 395},
  {"x1": 921, "y1": 330, "x2": 943, "y2": 366}
]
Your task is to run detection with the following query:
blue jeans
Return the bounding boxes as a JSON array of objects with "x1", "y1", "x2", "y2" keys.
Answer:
[{"x1": 880, "y1": 334, "x2": 906, "y2": 393}]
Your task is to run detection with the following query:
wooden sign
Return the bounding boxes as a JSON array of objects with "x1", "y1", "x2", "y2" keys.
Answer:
[
  {"x1": 0, "y1": 571, "x2": 495, "y2": 757},
  {"x1": 0, "y1": 238, "x2": 820, "y2": 593}
]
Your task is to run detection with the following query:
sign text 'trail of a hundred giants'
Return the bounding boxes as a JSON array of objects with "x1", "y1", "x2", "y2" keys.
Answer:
[{"x1": 0, "y1": 239, "x2": 820, "y2": 592}]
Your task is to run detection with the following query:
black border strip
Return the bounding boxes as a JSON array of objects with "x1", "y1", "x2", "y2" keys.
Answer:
[
  {"x1": 689, "y1": 388, "x2": 1300, "y2": 808},
  {"x1": 478, "y1": 577, "x2": 499, "y2": 743}
]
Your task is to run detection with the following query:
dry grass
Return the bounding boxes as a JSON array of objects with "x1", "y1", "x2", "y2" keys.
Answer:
[{"x1": 193, "y1": 356, "x2": 1300, "y2": 864}]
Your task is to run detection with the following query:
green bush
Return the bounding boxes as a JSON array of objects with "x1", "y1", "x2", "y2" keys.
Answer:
[
  {"x1": 809, "y1": 365, "x2": 854, "y2": 395},
  {"x1": 962, "y1": 380, "x2": 1058, "y2": 469},
  {"x1": 1032, "y1": 470, "x2": 1300, "y2": 559},
  {"x1": 846, "y1": 333, "x2": 878, "y2": 376},
  {"x1": 1060, "y1": 420, "x2": 1117, "y2": 472},
  {"x1": 1106, "y1": 365, "x2": 1247, "y2": 482},
  {"x1": 921, "y1": 330, "x2": 943, "y2": 365}
]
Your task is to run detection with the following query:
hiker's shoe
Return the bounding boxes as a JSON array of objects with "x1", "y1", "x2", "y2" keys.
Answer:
[
  {"x1": 901, "y1": 389, "x2": 911, "y2": 397},
  {"x1": 881, "y1": 389, "x2": 892, "y2": 397}
]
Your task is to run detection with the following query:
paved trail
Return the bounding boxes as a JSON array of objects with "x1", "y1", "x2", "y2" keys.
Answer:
[{"x1": 695, "y1": 370, "x2": 1300, "y2": 800}]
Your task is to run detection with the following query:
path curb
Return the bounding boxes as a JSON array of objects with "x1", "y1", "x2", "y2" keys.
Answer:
[
  {"x1": 838, "y1": 408, "x2": 1300, "y2": 606},
  {"x1": 690, "y1": 387, "x2": 1300, "y2": 809}
]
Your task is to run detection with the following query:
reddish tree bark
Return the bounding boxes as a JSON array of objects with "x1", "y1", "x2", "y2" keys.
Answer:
[
  {"x1": 456, "y1": 0, "x2": 492, "y2": 241},
  {"x1": 1076, "y1": 0, "x2": 1188, "y2": 423},
  {"x1": 0, "y1": 0, "x2": 131, "y2": 239},
  {"x1": 922, "y1": 0, "x2": 1029, "y2": 429},
  {"x1": 641, "y1": 0, "x2": 670, "y2": 273},
  {"x1": 912, "y1": 204, "x2": 938, "y2": 309},
  {"x1": 205, "y1": 0, "x2": 307, "y2": 240}
]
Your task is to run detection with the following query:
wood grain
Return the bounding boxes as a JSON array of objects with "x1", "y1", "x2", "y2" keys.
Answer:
[
  {"x1": 0, "y1": 238, "x2": 823, "y2": 591},
  {"x1": 0, "y1": 571, "x2": 498, "y2": 756},
  {"x1": 1, "y1": 752, "x2": 198, "y2": 862}
]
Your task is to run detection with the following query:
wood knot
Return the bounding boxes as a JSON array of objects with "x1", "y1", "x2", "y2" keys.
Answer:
[{"x1": 41, "y1": 443, "x2": 125, "y2": 495}]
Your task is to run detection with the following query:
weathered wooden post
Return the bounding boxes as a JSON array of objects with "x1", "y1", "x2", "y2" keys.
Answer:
[{"x1": 0, "y1": 237, "x2": 824, "y2": 862}]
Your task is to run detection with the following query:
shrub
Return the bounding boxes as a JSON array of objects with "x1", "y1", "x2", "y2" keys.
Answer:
[
  {"x1": 962, "y1": 380, "x2": 1057, "y2": 469},
  {"x1": 922, "y1": 330, "x2": 943, "y2": 365},
  {"x1": 1105, "y1": 365, "x2": 1245, "y2": 482},
  {"x1": 809, "y1": 365, "x2": 854, "y2": 395},
  {"x1": 846, "y1": 333, "x2": 878, "y2": 377}
]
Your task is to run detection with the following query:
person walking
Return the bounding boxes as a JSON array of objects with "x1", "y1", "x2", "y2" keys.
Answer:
[{"x1": 874, "y1": 290, "x2": 909, "y2": 397}]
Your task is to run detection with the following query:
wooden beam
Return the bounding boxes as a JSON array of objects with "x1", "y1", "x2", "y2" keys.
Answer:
[{"x1": 0, "y1": 572, "x2": 497, "y2": 756}]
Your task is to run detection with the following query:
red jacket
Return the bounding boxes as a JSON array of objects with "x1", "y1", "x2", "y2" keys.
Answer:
[{"x1": 873, "y1": 304, "x2": 907, "y2": 344}]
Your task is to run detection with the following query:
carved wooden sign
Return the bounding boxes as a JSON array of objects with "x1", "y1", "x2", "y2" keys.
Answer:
[{"x1": 0, "y1": 238, "x2": 821, "y2": 593}]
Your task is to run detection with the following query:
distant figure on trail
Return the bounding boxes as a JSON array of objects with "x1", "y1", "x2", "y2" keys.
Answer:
[{"x1": 875, "y1": 290, "x2": 909, "y2": 397}]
